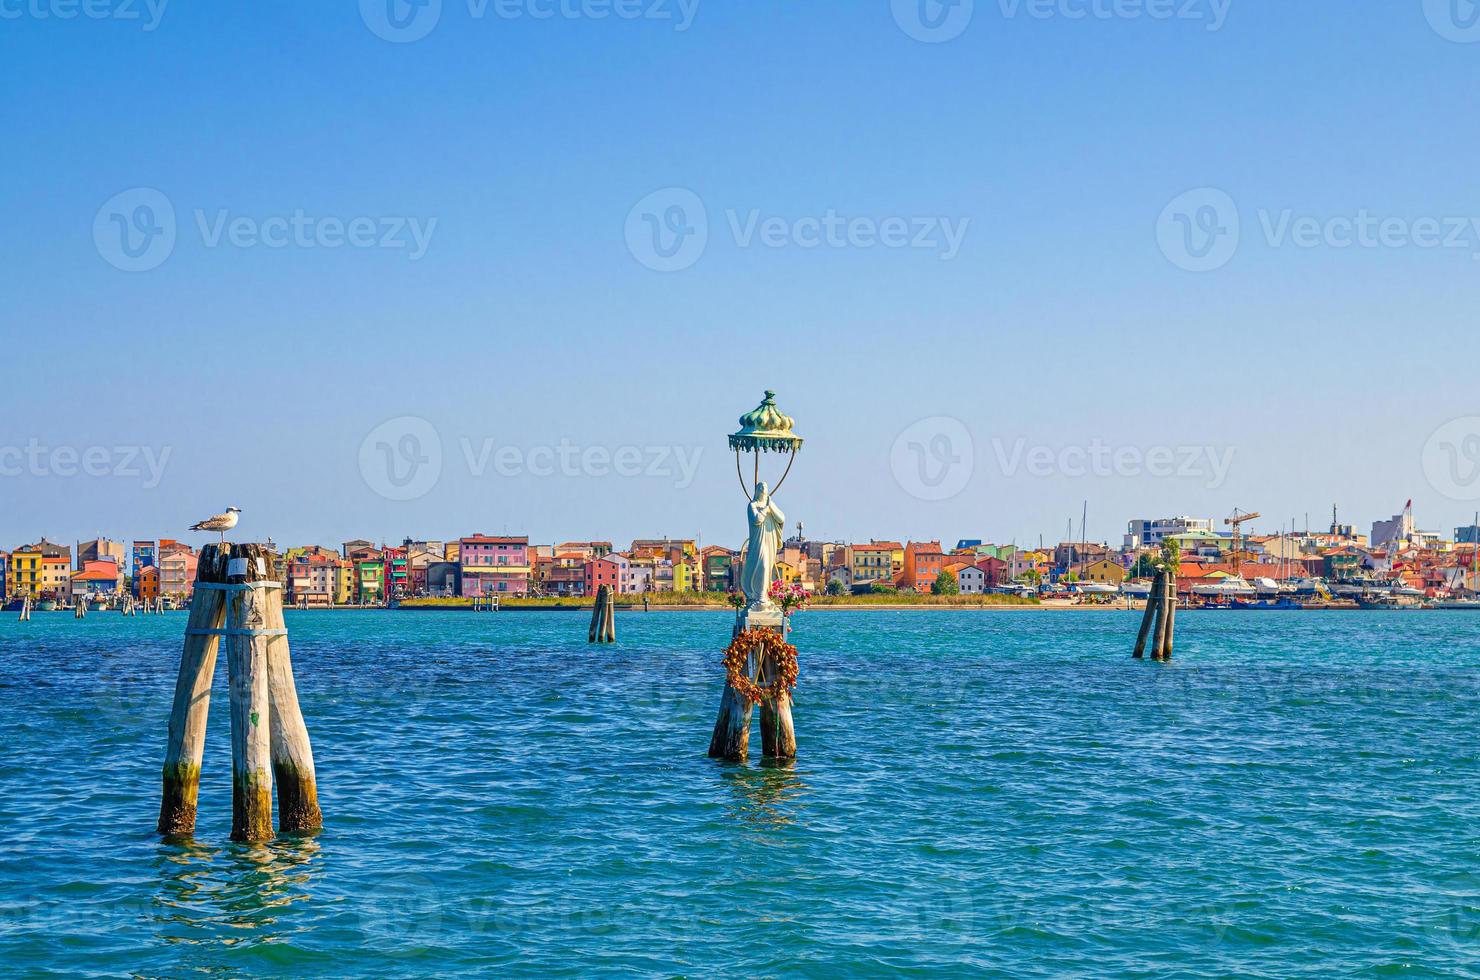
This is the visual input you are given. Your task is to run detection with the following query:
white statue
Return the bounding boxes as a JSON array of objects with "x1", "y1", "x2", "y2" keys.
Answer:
[{"x1": 742, "y1": 481, "x2": 786, "y2": 609}]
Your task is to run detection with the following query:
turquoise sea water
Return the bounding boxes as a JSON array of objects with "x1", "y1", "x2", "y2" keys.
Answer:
[{"x1": 4, "y1": 608, "x2": 1480, "y2": 977}]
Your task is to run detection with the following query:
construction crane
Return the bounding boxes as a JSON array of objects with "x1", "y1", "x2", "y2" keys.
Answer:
[{"x1": 1225, "y1": 509, "x2": 1262, "y2": 577}]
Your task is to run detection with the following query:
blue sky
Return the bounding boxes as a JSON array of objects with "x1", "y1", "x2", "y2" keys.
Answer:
[{"x1": 4, "y1": 1, "x2": 1480, "y2": 551}]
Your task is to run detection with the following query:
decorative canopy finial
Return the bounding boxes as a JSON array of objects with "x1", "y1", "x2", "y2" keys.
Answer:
[{"x1": 729, "y1": 390, "x2": 803, "y2": 454}]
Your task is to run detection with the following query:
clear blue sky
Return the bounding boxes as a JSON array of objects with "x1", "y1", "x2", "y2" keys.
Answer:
[{"x1": 4, "y1": 1, "x2": 1480, "y2": 551}]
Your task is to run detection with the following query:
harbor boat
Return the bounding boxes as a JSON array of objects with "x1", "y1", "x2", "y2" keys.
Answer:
[
  {"x1": 1072, "y1": 582, "x2": 1120, "y2": 596},
  {"x1": 1433, "y1": 596, "x2": 1480, "y2": 610},
  {"x1": 1120, "y1": 580, "x2": 1155, "y2": 599},
  {"x1": 36, "y1": 599, "x2": 58, "y2": 612},
  {"x1": 1192, "y1": 577, "x2": 1257, "y2": 599},
  {"x1": 1230, "y1": 597, "x2": 1303, "y2": 610},
  {"x1": 1251, "y1": 577, "x2": 1294, "y2": 597},
  {"x1": 1357, "y1": 592, "x2": 1423, "y2": 610}
]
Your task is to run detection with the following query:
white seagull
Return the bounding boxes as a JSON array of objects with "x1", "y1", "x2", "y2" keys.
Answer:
[{"x1": 190, "y1": 506, "x2": 241, "y2": 544}]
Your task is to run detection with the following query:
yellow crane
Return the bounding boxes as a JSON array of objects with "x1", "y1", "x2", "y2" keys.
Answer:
[{"x1": 1225, "y1": 509, "x2": 1262, "y2": 577}]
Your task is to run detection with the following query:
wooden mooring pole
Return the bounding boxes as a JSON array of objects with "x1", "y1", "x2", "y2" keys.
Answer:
[
  {"x1": 709, "y1": 608, "x2": 795, "y2": 762},
  {"x1": 1132, "y1": 571, "x2": 1164, "y2": 660},
  {"x1": 158, "y1": 542, "x2": 320, "y2": 841},
  {"x1": 158, "y1": 546, "x2": 230, "y2": 836},
  {"x1": 1161, "y1": 576, "x2": 1178, "y2": 662},
  {"x1": 1148, "y1": 573, "x2": 1169, "y2": 662},
  {"x1": 588, "y1": 585, "x2": 615, "y2": 643}
]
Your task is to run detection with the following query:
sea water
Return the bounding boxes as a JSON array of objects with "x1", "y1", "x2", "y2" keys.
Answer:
[{"x1": 2, "y1": 609, "x2": 1479, "y2": 977}]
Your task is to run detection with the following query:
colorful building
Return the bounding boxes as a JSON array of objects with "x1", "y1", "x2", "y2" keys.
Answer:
[
  {"x1": 158, "y1": 544, "x2": 198, "y2": 599},
  {"x1": 701, "y1": 547, "x2": 735, "y2": 592},
  {"x1": 41, "y1": 556, "x2": 71, "y2": 599},
  {"x1": 353, "y1": 559, "x2": 384, "y2": 603},
  {"x1": 131, "y1": 540, "x2": 157, "y2": 596},
  {"x1": 584, "y1": 556, "x2": 622, "y2": 596},
  {"x1": 137, "y1": 565, "x2": 160, "y2": 601},
  {"x1": 72, "y1": 560, "x2": 123, "y2": 596},
  {"x1": 458, "y1": 535, "x2": 531, "y2": 596},
  {"x1": 902, "y1": 541, "x2": 946, "y2": 592},
  {"x1": 848, "y1": 544, "x2": 895, "y2": 589}
]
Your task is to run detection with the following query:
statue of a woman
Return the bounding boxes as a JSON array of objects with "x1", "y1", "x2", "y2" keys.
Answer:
[{"x1": 742, "y1": 481, "x2": 786, "y2": 609}]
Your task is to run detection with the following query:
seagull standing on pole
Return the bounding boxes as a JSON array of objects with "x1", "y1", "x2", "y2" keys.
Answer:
[{"x1": 190, "y1": 507, "x2": 241, "y2": 544}]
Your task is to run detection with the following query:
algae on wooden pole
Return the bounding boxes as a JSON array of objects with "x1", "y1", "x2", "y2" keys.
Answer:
[
  {"x1": 158, "y1": 545, "x2": 230, "y2": 836},
  {"x1": 225, "y1": 544, "x2": 276, "y2": 843},
  {"x1": 262, "y1": 571, "x2": 322, "y2": 834}
]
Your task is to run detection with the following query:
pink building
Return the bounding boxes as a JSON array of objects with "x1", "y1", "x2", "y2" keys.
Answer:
[
  {"x1": 584, "y1": 556, "x2": 622, "y2": 596},
  {"x1": 459, "y1": 535, "x2": 531, "y2": 596}
]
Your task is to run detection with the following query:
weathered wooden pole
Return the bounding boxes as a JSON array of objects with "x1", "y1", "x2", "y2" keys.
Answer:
[
  {"x1": 1132, "y1": 571, "x2": 1164, "y2": 660},
  {"x1": 759, "y1": 629, "x2": 797, "y2": 759},
  {"x1": 708, "y1": 643, "x2": 756, "y2": 762},
  {"x1": 603, "y1": 591, "x2": 616, "y2": 642},
  {"x1": 588, "y1": 586, "x2": 606, "y2": 642},
  {"x1": 1149, "y1": 573, "x2": 1169, "y2": 661},
  {"x1": 224, "y1": 543, "x2": 275, "y2": 843},
  {"x1": 1162, "y1": 576, "x2": 1178, "y2": 661},
  {"x1": 158, "y1": 545, "x2": 230, "y2": 836},
  {"x1": 75, "y1": 601, "x2": 85, "y2": 619},
  {"x1": 261, "y1": 567, "x2": 322, "y2": 834}
]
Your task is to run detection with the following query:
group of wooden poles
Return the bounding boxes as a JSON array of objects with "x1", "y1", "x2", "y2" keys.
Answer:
[
  {"x1": 158, "y1": 543, "x2": 321, "y2": 843},
  {"x1": 1133, "y1": 568, "x2": 1178, "y2": 661},
  {"x1": 16, "y1": 595, "x2": 165, "y2": 621},
  {"x1": 588, "y1": 585, "x2": 616, "y2": 643}
]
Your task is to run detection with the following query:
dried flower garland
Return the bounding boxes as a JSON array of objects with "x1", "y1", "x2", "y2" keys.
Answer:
[{"x1": 723, "y1": 627, "x2": 800, "y2": 705}]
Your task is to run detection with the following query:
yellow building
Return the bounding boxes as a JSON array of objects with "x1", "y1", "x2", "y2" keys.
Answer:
[
  {"x1": 849, "y1": 544, "x2": 895, "y2": 587},
  {"x1": 335, "y1": 561, "x2": 355, "y2": 605},
  {"x1": 41, "y1": 556, "x2": 71, "y2": 599},
  {"x1": 1078, "y1": 559, "x2": 1128, "y2": 584},
  {"x1": 9, "y1": 548, "x2": 41, "y2": 598},
  {"x1": 672, "y1": 559, "x2": 700, "y2": 593},
  {"x1": 775, "y1": 559, "x2": 800, "y2": 585}
]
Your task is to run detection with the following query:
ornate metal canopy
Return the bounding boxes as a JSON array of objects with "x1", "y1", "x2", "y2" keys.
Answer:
[{"x1": 728, "y1": 390, "x2": 804, "y2": 454}]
